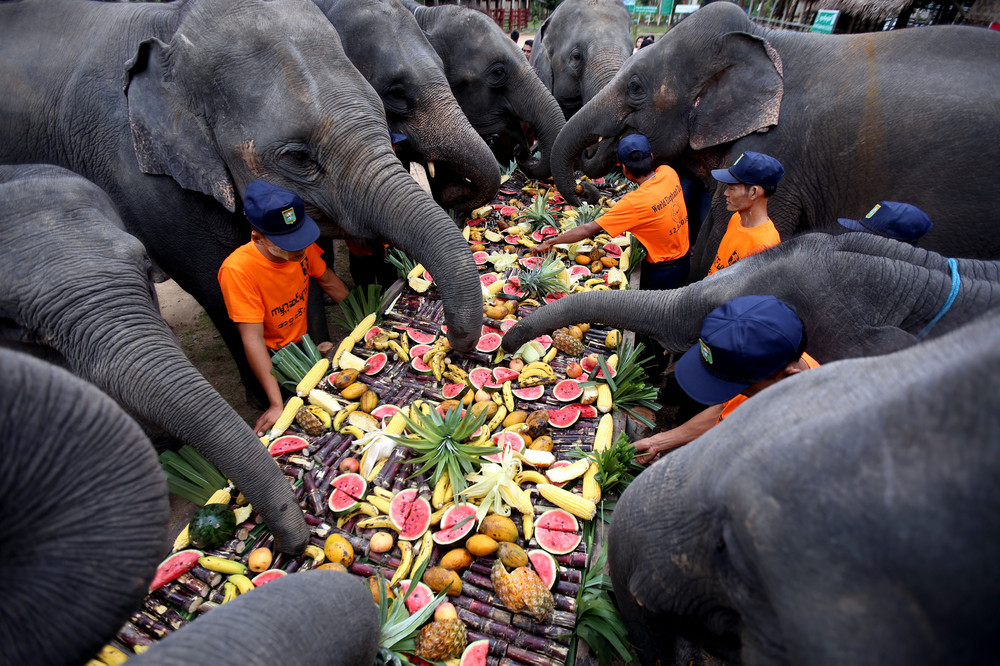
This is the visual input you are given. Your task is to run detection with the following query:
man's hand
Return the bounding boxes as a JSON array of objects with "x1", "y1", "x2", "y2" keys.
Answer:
[
  {"x1": 531, "y1": 240, "x2": 554, "y2": 256},
  {"x1": 632, "y1": 404, "x2": 725, "y2": 464},
  {"x1": 255, "y1": 404, "x2": 285, "y2": 438}
]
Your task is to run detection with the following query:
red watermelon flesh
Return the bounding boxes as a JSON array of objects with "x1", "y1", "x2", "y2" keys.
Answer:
[
  {"x1": 480, "y1": 273, "x2": 500, "y2": 287},
  {"x1": 268, "y1": 435, "x2": 309, "y2": 457},
  {"x1": 433, "y1": 503, "x2": 478, "y2": 544},
  {"x1": 504, "y1": 235, "x2": 522, "y2": 245},
  {"x1": 442, "y1": 383, "x2": 468, "y2": 400},
  {"x1": 520, "y1": 255, "x2": 541, "y2": 270},
  {"x1": 328, "y1": 473, "x2": 367, "y2": 514},
  {"x1": 410, "y1": 357, "x2": 433, "y2": 374},
  {"x1": 547, "y1": 407, "x2": 580, "y2": 429},
  {"x1": 500, "y1": 206, "x2": 519, "y2": 217},
  {"x1": 149, "y1": 549, "x2": 203, "y2": 592},
  {"x1": 540, "y1": 225, "x2": 558, "y2": 237},
  {"x1": 472, "y1": 251, "x2": 489, "y2": 265},
  {"x1": 423, "y1": 270, "x2": 433, "y2": 282},
  {"x1": 460, "y1": 639, "x2": 490, "y2": 666},
  {"x1": 502, "y1": 282, "x2": 526, "y2": 298},
  {"x1": 406, "y1": 328, "x2": 436, "y2": 345},
  {"x1": 569, "y1": 265, "x2": 591, "y2": 276},
  {"x1": 564, "y1": 403, "x2": 598, "y2": 419},
  {"x1": 535, "y1": 509, "x2": 582, "y2": 555},
  {"x1": 512, "y1": 385, "x2": 544, "y2": 401},
  {"x1": 530, "y1": 231, "x2": 544, "y2": 243},
  {"x1": 532, "y1": 335, "x2": 553, "y2": 351},
  {"x1": 552, "y1": 379, "x2": 582, "y2": 402},
  {"x1": 481, "y1": 324, "x2": 503, "y2": 337},
  {"x1": 581, "y1": 356, "x2": 617, "y2": 379},
  {"x1": 493, "y1": 367, "x2": 520, "y2": 383},
  {"x1": 543, "y1": 292, "x2": 568, "y2": 303},
  {"x1": 527, "y1": 549, "x2": 559, "y2": 590},
  {"x1": 602, "y1": 243, "x2": 622, "y2": 257},
  {"x1": 371, "y1": 404, "x2": 400, "y2": 421},
  {"x1": 399, "y1": 580, "x2": 435, "y2": 615},
  {"x1": 476, "y1": 332, "x2": 502, "y2": 353},
  {"x1": 389, "y1": 489, "x2": 432, "y2": 540},
  {"x1": 499, "y1": 319, "x2": 517, "y2": 333},
  {"x1": 410, "y1": 344, "x2": 431, "y2": 360},
  {"x1": 468, "y1": 367, "x2": 494, "y2": 391},
  {"x1": 364, "y1": 326, "x2": 383, "y2": 343},
  {"x1": 485, "y1": 431, "x2": 525, "y2": 463},
  {"x1": 363, "y1": 352, "x2": 388, "y2": 375},
  {"x1": 252, "y1": 569, "x2": 288, "y2": 586}
]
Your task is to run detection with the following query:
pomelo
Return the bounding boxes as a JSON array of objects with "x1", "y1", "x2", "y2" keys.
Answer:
[
  {"x1": 328, "y1": 473, "x2": 367, "y2": 514},
  {"x1": 552, "y1": 379, "x2": 582, "y2": 402},
  {"x1": 432, "y1": 503, "x2": 478, "y2": 545},
  {"x1": 388, "y1": 488, "x2": 432, "y2": 540},
  {"x1": 363, "y1": 352, "x2": 388, "y2": 375}
]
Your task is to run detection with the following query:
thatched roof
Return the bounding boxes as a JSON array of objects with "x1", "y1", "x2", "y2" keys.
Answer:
[
  {"x1": 818, "y1": 0, "x2": 910, "y2": 21},
  {"x1": 965, "y1": 0, "x2": 1000, "y2": 24}
]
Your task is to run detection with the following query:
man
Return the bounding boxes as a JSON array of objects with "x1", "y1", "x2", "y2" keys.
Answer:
[
  {"x1": 838, "y1": 201, "x2": 933, "y2": 245},
  {"x1": 633, "y1": 295, "x2": 819, "y2": 463},
  {"x1": 522, "y1": 39, "x2": 533, "y2": 59},
  {"x1": 219, "y1": 180, "x2": 349, "y2": 437},
  {"x1": 533, "y1": 134, "x2": 690, "y2": 290},
  {"x1": 707, "y1": 151, "x2": 785, "y2": 275}
]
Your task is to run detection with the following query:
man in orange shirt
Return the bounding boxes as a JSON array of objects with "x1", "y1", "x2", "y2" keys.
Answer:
[
  {"x1": 533, "y1": 134, "x2": 690, "y2": 290},
  {"x1": 219, "y1": 180, "x2": 349, "y2": 436},
  {"x1": 633, "y1": 295, "x2": 819, "y2": 463},
  {"x1": 707, "y1": 151, "x2": 785, "y2": 275}
]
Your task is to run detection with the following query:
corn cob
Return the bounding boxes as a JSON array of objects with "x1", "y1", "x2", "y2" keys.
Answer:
[
  {"x1": 332, "y1": 337, "x2": 355, "y2": 368},
  {"x1": 499, "y1": 483, "x2": 533, "y2": 515},
  {"x1": 597, "y1": 384, "x2": 613, "y2": 413},
  {"x1": 537, "y1": 483, "x2": 597, "y2": 520},
  {"x1": 594, "y1": 413, "x2": 614, "y2": 452},
  {"x1": 384, "y1": 411, "x2": 407, "y2": 436},
  {"x1": 619, "y1": 246, "x2": 631, "y2": 272},
  {"x1": 269, "y1": 396, "x2": 304, "y2": 439},
  {"x1": 172, "y1": 524, "x2": 191, "y2": 551},
  {"x1": 606, "y1": 354, "x2": 618, "y2": 370},
  {"x1": 205, "y1": 488, "x2": 232, "y2": 506},
  {"x1": 582, "y1": 462, "x2": 601, "y2": 503},
  {"x1": 296, "y1": 358, "x2": 330, "y2": 397},
  {"x1": 349, "y1": 313, "x2": 378, "y2": 345}
]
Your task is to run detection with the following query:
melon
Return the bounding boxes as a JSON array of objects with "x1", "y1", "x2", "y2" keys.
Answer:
[
  {"x1": 468, "y1": 367, "x2": 494, "y2": 391},
  {"x1": 535, "y1": 509, "x2": 582, "y2": 555},
  {"x1": 539, "y1": 225, "x2": 558, "y2": 237},
  {"x1": 268, "y1": 434, "x2": 309, "y2": 457},
  {"x1": 511, "y1": 385, "x2": 544, "y2": 401},
  {"x1": 188, "y1": 504, "x2": 236, "y2": 550},
  {"x1": 410, "y1": 344, "x2": 431, "y2": 360},
  {"x1": 484, "y1": 431, "x2": 525, "y2": 463},
  {"x1": 442, "y1": 383, "x2": 468, "y2": 400},
  {"x1": 328, "y1": 473, "x2": 367, "y2": 515},
  {"x1": 564, "y1": 403, "x2": 598, "y2": 419},
  {"x1": 476, "y1": 332, "x2": 502, "y2": 353},
  {"x1": 410, "y1": 357, "x2": 433, "y2": 375},
  {"x1": 499, "y1": 319, "x2": 517, "y2": 333},
  {"x1": 481, "y1": 324, "x2": 503, "y2": 337},
  {"x1": 371, "y1": 404, "x2": 401, "y2": 421},
  {"x1": 480, "y1": 273, "x2": 500, "y2": 287},
  {"x1": 581, "y1": 356, "x2": 617, "y2": 379},
  {"x1": 364, "y1": 326, "x2": 383, "y2": 343},
  {"x1": 527, "y1": 549, "x2": 559, "y2": 590},
  {"x1": 149, "y1": 549, "x2": 203, "y2": 592},
  {"x1": 552, "y1": 379, "x2": 582, "y2": 402},
  {"x1": 406, "y1": 328, "x2": 436, "y2": 345},
  {"x1": 504, "y1": 234, "x2": 522, "y2": 245},
  {"x1": 252, "y1": 569, "x2": 288, "y2": 586},
  {"x1": 363, "y1": 352, "x2": 388, "y2": 375},
  {"x1": 399, "y1": 580, "x2": 435, "y2": 615},
  {"x1": 433, "y1": 503, "x2": 478, "y2": 545},
  {"x1": 493, "y1": 367, "x2": 520, "y2": 384},
  {"x1": 542, "y1": 292, "x2": 568, "y2": 303},
  {"x1": 388, "y1": 488, "x2": 432, "y2": 540},
  {"x1": 460, "y1": 639, "x2": 490, "y2": 666},
  {"x1": 521, "y1": 256, "x2": 541, "y2": 271},
  {"x1": 423, "y1": 270, "x2": 434, "y2": 282},
  {"x1": 530, "y1": 230, "x2": 544, "y2": 242},
  {"x1": 547, "y1": 407, "x2": 581, "y2": 429},
  {"x1": 602, "y1": 243, "x2": 622, "y2": 257},
  {"x1": 472, "y1": 251, "x2": 490, "y2": 265}
]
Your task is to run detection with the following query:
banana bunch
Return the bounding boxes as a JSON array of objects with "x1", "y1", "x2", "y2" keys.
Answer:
[
  {"x1": 442, "y1": 363, "x2": 468, "y2": 386},
  {"x1": 421, "y1": 342, "x2": 451, "y2": 383},
  {"x1": 336, "y1": 501, "x2": 381, "y2": 528},
  {"x1": 517, "y1": 362, "x2": 559, "y2": 387},
  {"x1": 366, "y1": 329, "x2": 399, "y2": 351}
]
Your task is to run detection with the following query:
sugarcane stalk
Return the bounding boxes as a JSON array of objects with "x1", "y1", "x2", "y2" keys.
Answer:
[
  {"x1": 510, "y1": 615, "x2": 572, "y2": 643},
  {"x1": 457, "y1": 608, "x2": 566, "y2": 658},
  {"x1": 197, "y1": 600, "x2": 219, "y2": 614},
  {"x1": 115, "y1": 621, "x2": 154, "y2": 651},
  {"x1": 188, "y1": 565, "x2": 222, "y2": 588},
  {"x1": 453, "y1": 596, "x2": 511, "y2": 624},
  {"x1": 506, "y1": 644, "x2": 567, "y2": 666},
  {"x1": 303, "y1": 471, "x2": 324, "y2": 516},
  {"x1": 129, "y1": 611, "x2": 171, "y2": 639},
  {"x1": 142, "y1": 597, "x2": 188, "y2": 630},
  {"x1": 175, "y1": 571, "x2": 211, "y2": 598},
  {"x1": 158, "y1": 582, "x2": 204, "y2": 613},
  {"x1": 303, "y1": 513, "x2": 324, "y2": 526}
]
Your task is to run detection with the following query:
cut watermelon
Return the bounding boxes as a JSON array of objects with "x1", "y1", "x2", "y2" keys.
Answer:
[
  {"x1": 268, "y1": 434, "x2": 309, "y2": 457},
  {"x1": 399, "y1": 580, "x2": 435, "y2": 615},
  {"x1": 410, "y1": 344, "x2": 431, "y2": 360},
  {"x1": 511, "y1": 385, "x2": 544, "y2": 401},
  {"x1": 406, "y1": 329, "x2": 436, "y2": 345},
  {"x1": 547, "y1": 407, "x2": 580, "y2": 429},
  {"x1": 476, "y1": 332, "x2": 502, "y2": 353},
  {"x1": 149, "y1": 549, "x2": 203, "y2": 592},
  {"x1": 389, "y1": 489, "x2": 432, "y2": 540},
  {"x1": 364, "y1": 326, "x2": 383, "y2": 343},
  {"x1": 564, "y1": 403, "x2": 598, "y2": 419},
  {"x1": 500, "y1": 206, "x2": 519, "y2": 217},
  {"x1": 530, "y1": 231, "x2": 544, "y2": 243},
  {"x1": 539, "y1": 225, "x2": 558, "y2": 237},
  {"x1": 520, "y1": 255, "x2": 542, "y2": 270},
  {"x1": 460, "y1": 639, "x2": 490, "y2": 666},
  {"x1": 552, "y1": 379, "x2": 582, "y2": 402},
  {"x1": 499, "y1": 319, "x2": 518, "y2": 333},
  {"x1": 442, "y1": 383, "x2": 468, "y2": 400},
  {"x1": 371, "y1": 404, "x2": 401, "y2": 421},
  {"x1": 481, "y1": 324, "x2": 503, "y2": 337},
  {"x1": 423, "y1": 270, "x2": 433, "y2": 282},
  {"x1": 581, "y1": 355, "x2": 617, "y2": 379},
  {"x1": 480, "y1": 273, "x2": 500, "y2": 287},
  {"x1": 542, "y1": 292, "x2": 568, "y2": 303},
  {"x1": 252, "y1": 569, "x2": 288, "y2": 586},
  {"x1": 363, "y1": 352, "x2": 388, "y2": 375},
  {"x1": 433, "y1": 503, "x2": 478, "y2": 544},
  {"x1": 493, "y1": 367, "x2": 520, "y2": 384},
  {"x1": 532, "y1": 335, "x2": 553, "y2": 351},
  {"x1": 468, "y1": 367, "x2": 494, "y2": 391},
  {"x1": 410, "y1": 357, "x2": 433, "y2": 375},
  {"x1": 535, "y1": 509, "x2": 582, "y2": 555},
  {"x1": 504, "y1": 234, "x2": 521, "y2": 245},
  {"x1": 485, "y1": 431, "x2": 525, "y2": 463},
  {"x1": 328, "y1": 473, "x2": 367, "y2": 514},
  {"x1": 472, "y1": 251, "x2": 489, "y2": 265},
  {"x1": 527, "y1": 549, "x2": 559, "y2": 590},
  {"x1": 602, "y1": 243, "x2": 622, "y2": 257},
  {"x1": 502, "y1": 282, "x2": 526, "y2": 298},
  {"x1": 569, "y1": 265, "x2": 591, "y2": 277}
]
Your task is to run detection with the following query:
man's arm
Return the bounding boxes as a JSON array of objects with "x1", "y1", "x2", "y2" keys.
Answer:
[
  {"x1": 316, "y1": 266, "x2": 349, "y2": 304},
  {"x1": 531, "y1": 221, "x2": 602, "y2": 255},
  {"x1": 237, "y1": 322, "x2": 286, "y2": 437},
  {"x1": 633, "y1": 404, "x2": 724, "y2": 464}
]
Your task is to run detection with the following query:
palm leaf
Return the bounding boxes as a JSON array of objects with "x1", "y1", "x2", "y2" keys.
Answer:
[{"x1": 330, "y1": 283, "x2": 384, "y2": 330}]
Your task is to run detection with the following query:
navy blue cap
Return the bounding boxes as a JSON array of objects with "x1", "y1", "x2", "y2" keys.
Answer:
[
  {"x1": 617, "y1": 134, "x2": 652, "y2": 164},
  {"x1": 243, "y1": 180, "x2": 320, "y2": 252},
  {"x1": 838, "y1": 201, "x2": 932, "y2": 244},
  {"x1": 390, "y1": 132, "x2": 408, "y2": 145},
  {"x1": 712, "y1": 151, "x2": 785, "y2": 188},
  {"x1": 676, "y1": 295, "x2": 804, "y2": 405}
]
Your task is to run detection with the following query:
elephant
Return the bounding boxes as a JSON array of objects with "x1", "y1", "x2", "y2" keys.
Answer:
[
  {"x1": 549, "y1": 1, "x2": 1000, "y2": 275},
  {"x1": 0, "y1": 0, "x2": 484, "y2": 406},
  {"x1": 0, "y1": 164, "x2": 308, "y2": 554},
  {"x1": 402, "y1": 0, "x2": 567, "y2": 180},
  {"x1": 608, "y1": 307, "x2": 1000, "y2": 665},
  {"x1": 0, "y1": 346, "x2": 170, "y2": 664},
  {"x1": 530, "y1": 0, "x2": 634, "y2": 119},
  {"x1": 315, "y1": 0, "x2": 500, "y2": 212},
  {"x1": 501, "y1": 232, "x2": 1000, "y2": 364}
]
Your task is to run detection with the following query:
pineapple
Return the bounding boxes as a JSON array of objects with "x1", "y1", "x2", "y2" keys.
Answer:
[
  {"x1": 553, "y1": 328, "x2": 584, "y2": 356},
  {"x1": 516, "y1": 252, "x2": 567, "y2": 299},
  {"x1": 294, "y1": 404, "x2": 326, "y2": 436},
  {"x1": 414, "y1": 618, "x2": 467, "y2": 661},
  {"x1": 491, "y1": 559, "x2": 555, "y2": 622},
  {"x1": 374, "y1": 561, "x2": 448, "y2": 666}
]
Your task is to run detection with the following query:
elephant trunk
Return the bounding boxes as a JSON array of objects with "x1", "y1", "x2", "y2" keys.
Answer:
[
  {"x1": 582, "y1": 47, "x2": 629, "y2": 107},
  {"x1": 509, "y1": 68, "x2": 567, "y2": 181},
  {"x1": 551, "y1": 93, "x2": 628, "y2": 206}
]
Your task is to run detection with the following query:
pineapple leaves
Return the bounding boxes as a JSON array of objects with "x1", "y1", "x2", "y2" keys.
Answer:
[
  {"x1": 376, "y1": 554, "x2": 448, "y2": 660},
  {"x1": 515, "y1": 251, "x2": 567, "y2": 300},
  {"x1": 582, "y1": 339, "x2": 661, "y2": 430},
  {"x1": 330, "y1": 283, "x2": 384, "y2": 331},
  {"x1": 516, "y1": 191, "x2": 558, "y2": 231}
]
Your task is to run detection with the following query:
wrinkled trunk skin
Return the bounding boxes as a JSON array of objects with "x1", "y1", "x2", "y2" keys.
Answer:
[
  {"x1": 0, "y1": 349, "x2": 170, "y2": 665},
  {"x1": 509, "y1": 67, "x2": 566, "y2": 181},
  {"x1": 582, "y1": 45, "x2": 629, "y2": 110},
  {"x1": 132, "y1": 571, "x2": 380, "y2": 665}
]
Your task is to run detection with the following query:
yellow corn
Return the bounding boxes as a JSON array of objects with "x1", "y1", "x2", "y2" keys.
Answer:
[
  {"x1": 349, "y1": 313, "x2": 378, "y2": 345},
  {"x1": 384, "y1": 411, "x2": 407, "y2": 436},
  {"x1": 606, "y1": 354, "x2": 618, "y2": 370},
  {"x1": 521, "y1": 506, "x2": 534, "y2": 541},
  {"x1": 332, "y1": 337, "x2": 355, "y2": 367},
  {"x1": 537, "y1": 483, "x2": 597, "y2": 520},
  {"x1": 594, "y1": 413, "x2": 614, "y2": 452},
  {"x1": 172, "y1": 524, "x2": 191, "y2": 551},
  {"x1": 582, "y1": 462, "x2": 601, "y2": 503},
  {"x1": 205, "y1": 488, "x2": 232, "y2": 506},
  {"x1": 499, "y1": 483, "x2": 533, "y2": 515},
  {"x1": 296, "y1": 358, "x2": 330, "y2": 397},
  {"x1": 269, "y1": 396, "x2": 303, "y2": 439},
  {"x1": 597, "y1": 384, "x2": 613, "y2": 414}
]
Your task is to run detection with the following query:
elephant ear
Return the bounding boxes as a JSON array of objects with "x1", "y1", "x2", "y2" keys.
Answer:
[
  {"x1": 532, "y1": 16, "x2": 555, "y2": 89},
  {"x1": 124, "y1": 39, "x2": 237, "y2": 212},
  {"x1": 689, "y1": 32, "x2": 783, "y2": 152}
]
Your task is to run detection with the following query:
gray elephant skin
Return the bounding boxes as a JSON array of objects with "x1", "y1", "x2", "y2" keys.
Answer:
[
  {"x1": 502, "y1": 232, "x2": 1000, "y2": 363},
  {"x1": 531, "y1": 0, "x2": 634, "y2": 119},
  {"x1": 608, "y1": 308, "x2": 1000, "y2": 665},
  {"x1": 0, "y1": 0, "x2": 484, "y2": 404},
  {"x1": 316, "y1": 0, "x2": 500, "y2": 212},
  {"x1": 403, "y1": 0, "x2": 567, "y2": 180},
  {"x1": 0, "y1": 164, "x2": 308, "y2": 554},
  {"x1": 550, "y1": 1, "x2": 1000, "y2": 273}
]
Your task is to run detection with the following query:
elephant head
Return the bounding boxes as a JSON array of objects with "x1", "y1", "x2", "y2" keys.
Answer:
[
  {"x1": 610, "y1": 309, "x2": 1000, "y2": 664},
  {"x1": 0, "y1": 165, "x2": 308, "y2": 554},
  {"x1": 0, "y1": 347, "x2": 170, "y2": 664},
  {"x1": 315, "y1": 0, "x2": 500, "y2": 212},
  {"x1": 531, "y1": 0, "x2": 633, "y2": 119},
  {"x1": 502, "y1": 233, "x2": 1000, "y2": 363},
  {"x1": 404, "y1": 1, "x2": 566, "y2": 180}
]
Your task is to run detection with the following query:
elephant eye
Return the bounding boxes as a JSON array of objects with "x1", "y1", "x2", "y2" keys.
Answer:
[
  {"x1": 626, "y1": 76, "x2": 645, "y2": 101},
  {"x1": 486, "y1": 63, "x2": 508, "y2": 87},
  {"x1": 383, "y1": 84, "x2": 411, "y2": 115},
  {"x1": 277, "y1": 145, "x2": 320, "y2": 178}
]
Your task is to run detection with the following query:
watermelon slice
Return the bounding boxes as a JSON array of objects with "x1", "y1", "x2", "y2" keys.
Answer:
[
  {"x1": 442, "y1": 383, "x2": 468, "y2": 400},
  {"x1": 399, "y1": 580, "x2": 435, "y2": 615},
  {"x1": 252, "y1": 569, "x2": 288, "y2": 586},
  {"x1": 389, "y1": 488, "x2": 432, "y2": 540},
  {"x1": 493, "y1": 367, "x2": 520, "y2": 384},
  {"x1": 520, "y1": 255, "x2": 542, "y2": 270},
  {"x1": 552, "y1": 379, "x2": 582, "y2": 402},
  {"x1": 460, "y1": 639, "x2": 490, "y2": 666},
  {"x1": 481, "y1": 324, "x2": 503, "y2": 337},
  {"x1": 532, "y1": 335, "x2": 553, "y2": 351},
  {"x1": 268, "y1": 434, "x2": 309, "y2": 457},
  {"x1": 406, "y1": 328, "x2": 436, "y2": 345},
  {"x1": 547, "y1": 407, "x2": 580, "y2": 429},
  {"x1": 569, "y1": 265, "x2": 591, "y2": 277},
  {"x1": 468, "y1": 367, "x2": 495, "y2": 391},
  {"x1": 480, "y1": 273, "x2": 500, "y2": 287},
  {"x1": 410, "y1": 344, "x2": 431, "y2": 360},
  {"x1": 542, "y1": 292, "x2": 568, "y2": 303},
  {"x1": 502, "y1": 282, "x2": 526, "y2": 298},
  {"x1": 149, "y1": 549, "x2": 203, "y2": 592},
  {"x1": 433, "y1": 503, "x2": 478, "y2": 545},
  {"x1": 530, "y1": 231, "x2": 544, "y2": 243},
  {"x1": 581, "y1": 355, "x2": 617, "y2": 379},
  {"x1": 410, "y1": 357, "x2": 433, "y2": 375},
  {"x1": 423, "y1": 270, "x2": 434, "y2": 282},
  {"x1": 602, "y1": 243, "x2": 622, "y2": 257},
  {"x1": 371, "y1": 404, "x2": 401, "y2": 421},
  {"x1": 535, "y1": 509, "x2": 582, "y2": 555},
  {"x1": 527, "y1": 549, "x2": 559, "y2": 590},
  {"x1": 476, "y1": 332, "x2": 502, "y2": 353},
  {"x1": 564, "y1": 403, "x2": 599, "y2": 419},
  {"x1": 328, "y1": 473, "x2": 367, "y2": 514},
  {"x1": 500, "y1": 205, "x2": 519, "y2": 217},
  {"x1": 472, "y1": 251, "x2": 489, "y2": 265},
  {"x1": 504, "y1": 235, "x2": 521, "y2": 245},
  {"x1": 363, "y1": 352, "x2": 388, "y2": 375},
  {"x1": 512, "y1": 385, "x2": 545, "y2": 401},
  {"x1": 499, "y1": 319, "x2": 518, "y2": 333},
  {"x1": 364, "y1": 326, "x2": 384, "y2": 343},
  {"x1": 485, "y1": 431, "x2": 525, "y2": 463},
  {"x1": 539, "y1": 225, "x2": 558, "y2": 237}
]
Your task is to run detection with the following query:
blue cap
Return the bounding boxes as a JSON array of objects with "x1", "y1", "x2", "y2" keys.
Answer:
[
  {"x1": 390, "y1": 132, "x2": 408, "y2": 145},
  {"x1": 838, "y1": 201, "x2": 932, "y2": 244},
  {"x1": 243, "y1": 180, "x2": 320, "y2": 252},
  {"x1": 711, "y1": 151, "x2": 785, "y2": 188},
  {"x1": 616, "y1": 134, "x2": 652, "y2": 164},
  {"x1": 676, "y1": 295, "x2": 804, "y2": 405}
]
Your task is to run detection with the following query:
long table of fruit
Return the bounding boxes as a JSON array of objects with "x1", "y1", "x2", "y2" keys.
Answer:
[{"x1": 122, "y1": 172, "x2": 643, "y2": 666}]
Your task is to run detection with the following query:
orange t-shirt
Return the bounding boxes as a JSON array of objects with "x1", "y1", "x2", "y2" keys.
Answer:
[
  {"x1": 707, "y1": 212, "x2": 781, "y2": 275},
  {"x1": 717, "y1": 352, "x2": 821, "y2": 422},
  {"x1": 596, "y1": 165, "x2": 689, "y2": 263},
  {"x1": 218, "y1": 242, "x2": 327, "y2": 350}
]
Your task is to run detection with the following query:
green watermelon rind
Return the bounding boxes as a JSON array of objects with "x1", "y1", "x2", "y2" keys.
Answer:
[
  {"x1": 406, "y1": 328, "x2": 436, "y2": 345},
  {"x1": 432, "y1": 503, "x2": 478, "y2": 545},
  {"x1": 328, "y1": 473, "x2": 368, "y2": 515},
  {"x1": 268, "y1": 434, "x2": 309, "y2": 457},
  {"x1": 460, "y1": 639, "x2": 491, "y2": 666},
  {"x1": 511, "y1": 385, "x2": 545, "y2": 401},
  {"x1": 389, "y1": 489, "x2": 432, "y2": 540},
  {"x1": 363, "y1": 352, "x2": 388, "y2": 375},
  {"x1": 468, "y1": 367, "x2": 495, "y2": 391},
  {"x1": 535, "y1": 509, "x2": 581, "y2": 555},
  {"x1": 188, "y1": 504, "x2": 237, "y2": 550},
  {"x1": 526, "y1": 549, "x2": 558, "y2": 590},
  {"x1": 475, "y1": 332, "x2": 503, "y2": 353},
  {"x1": 547, "y1": 406, "x2": 581, "y2": 429},
  {"x1": 149, "y1": 549, "x2": 204, "y2": 592},
  {"x1": 552, "y1": 379, "x2": 582, "y2": 402}
]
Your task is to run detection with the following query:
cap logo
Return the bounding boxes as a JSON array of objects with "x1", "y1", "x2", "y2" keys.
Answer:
[
  {"x1": 699, "y1": 338, "x2": 713, "y2": 364},
  {"x1": 732, "y1": 153, "x2": 745, "y2": 166},
  {"x1": 281, "y1": 207, "x2": 297, "y2": 225},
  {"x1": 865, "y1": 204, "x2": 881, "y2": 219}
]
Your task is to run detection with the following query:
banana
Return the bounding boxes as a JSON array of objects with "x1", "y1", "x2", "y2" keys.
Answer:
[
  {"x1": 199, "y1": 555, "x2": 247, "y2": 575},
  {"x1": 336, "y1": 503, "x2": 380, "y2": 528},
  {"x1": 445, "y1": 364, "x2": 468, "y2": 381},
  {"x1": 442, "y1": 371, "x2": 466, "y2": 385},
  {"x1": 502, "y1": 380, "x2": 515, "y2": 412},
  {"x1": 366, "y1": 458, "x2": 386, "y2": 483},
  {"x1": 520, "y1": 298, "x2": 541, "y2": 307},
  {"x1": 432, "y1": 472, "x2": 452, "y2": 509},
  {"x1": 229, "y1": 573, "x2": 256, "y2": 594},
  {"x1": 372, "y1": 487, "x2": 395, "y2": 500},
  {"x1": 95, "y1": 645, "x2": 129, "y2": 665},
  {"x1": 518, "y1": 374, "x2": 558, "y2": 387},
  {"x1": 367, "y1": 494, "x2": 392, "y2": 515},
  {"x1": 518, "y1": 368, "x2": 550, "y2": 381},
  {"x1": 486, "y1": 406, "x2": 508, "y2": 433},
  {"x1": 521, "y1": 362, "x2": 555, "y2": 375},
  {"x1": 303, "y1": 544, "x2": 325, "y2": 565},
  {"x1": 357, "y1": 515, "x2": 399, "y2": 531},
  {"x1": 515, "y1": 470, "x2": 550, "y2": 486},
  {"x1": 429, "y1": 501, "x2": 454, "y2": 525},
  {"x1": 412, "y1": 529, "x2": 434, "y2": 573},
  {"x1": 333, "y1": 402, "x2": 360, "y2": 430},
  {"x1": 542, "y1": 346, "x2": 558, "y2": 363},
  {"x1": 387, "y1": 340, "x2": 409, "y2": 362},
  {"x1": 339, "y1": 425, "x2": 366, "y2": 439},
  {"x1": 389, "y1": 540, "x2": 413, "y2": 587},
  {"x1": 491, "y1": 391, "x2": 504, "y2": 407},
  {"x1": 493, "y1": 348, "x2": 506, "y2": 364},
  {"x1": 521, "y1": 505, "x2": 535, "y2": 542},
  {"x1": 222, "y1": 581, "x2": 238, "y2": 604}
]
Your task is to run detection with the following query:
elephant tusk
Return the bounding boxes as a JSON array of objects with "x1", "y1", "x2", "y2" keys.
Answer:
[
  {"x1": 409, "y1": 162, "x2": 432, "y2": 195},
  {"x1": 426, "y1": 160, "x2": 436, "y2": 179}
]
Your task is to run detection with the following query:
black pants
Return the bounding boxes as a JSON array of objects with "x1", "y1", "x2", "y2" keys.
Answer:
[{"x1": 639, "y1": 254, "x2": 690, "y2": 291}]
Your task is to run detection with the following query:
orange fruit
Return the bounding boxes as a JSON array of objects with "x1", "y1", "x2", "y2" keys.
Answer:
[{"x1": 575, "y1": 254, "x2": 591, "y2": 265}]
